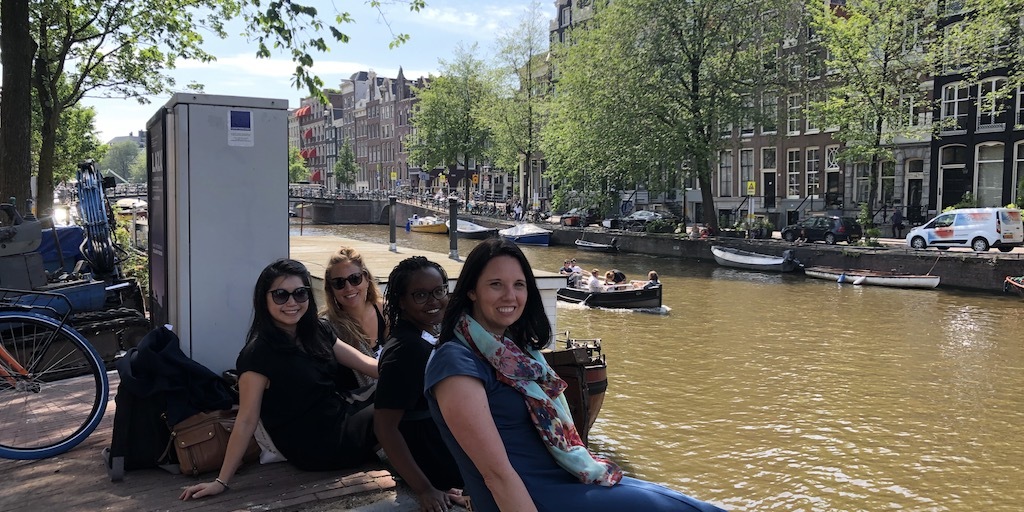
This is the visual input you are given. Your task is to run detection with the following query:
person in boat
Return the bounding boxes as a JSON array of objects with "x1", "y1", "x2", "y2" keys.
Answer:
[
  {"x1": 588, "y1": 269, "x2": 604, "y2": 292},
  {"x1": 569, "y1": 258, "x2": 583, "y2": 274},
  {"x1": 376, "y1": 256, "x2": 467, "y2": 511},
  {"x1": 643, "y1": 271, "x2": 661, "y2": 289},
  {"x1": 605, "y1": 269, "x2": 628, "y2": 289},
  {"x1": 423, "y1": 238, "x2": 725, "y2": 512},
  {"x1": 322, "y1": 246, "x2": 386, "y2": 389},
  {"x1": 558, "y1": 259, "x2": 574, "y2": 276},
  {"x1": 180, "y1": 259, "x2": 379, "y2": 501}
]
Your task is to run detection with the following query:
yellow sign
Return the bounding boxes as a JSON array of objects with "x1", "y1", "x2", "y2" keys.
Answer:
[
  {"x1": 439, "y1": 175, "x2": 446, "y2": 183},
  {"x1": 390, "y1": 171, "x2": 397, "y2": 180},
  {"x1": 471, "y1": 174, "x2": 479, "y2": 184},
  {"x1": 746, "y1": 181, "x2": 757, "y2": 196}
]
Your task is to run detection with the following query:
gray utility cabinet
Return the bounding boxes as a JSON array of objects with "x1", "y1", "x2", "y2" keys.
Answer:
[{"x1": 146, "y1": 94, "x2": 289, "y2": 375}]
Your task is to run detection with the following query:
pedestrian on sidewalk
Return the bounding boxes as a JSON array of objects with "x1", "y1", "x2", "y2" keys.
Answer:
[{"x1": 892, "y1": 210, "x2": 905, "y2": 238}]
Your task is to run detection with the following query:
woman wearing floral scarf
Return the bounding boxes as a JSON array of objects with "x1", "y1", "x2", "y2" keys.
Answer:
[{"x1": 424, "y1": 239, "x2": 724, "y2": 512}]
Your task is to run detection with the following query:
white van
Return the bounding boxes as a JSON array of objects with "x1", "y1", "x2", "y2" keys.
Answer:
[{"x1": 906, "y1": 207, "x2": 1024, "y2": 252}]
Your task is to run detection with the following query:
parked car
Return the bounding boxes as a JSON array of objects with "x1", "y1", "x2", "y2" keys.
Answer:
[
  {"x1": 560, "y1": 207, "x2": 602, "y2": 227},
  {"x1": 905, "y1": 207, "x2": 1024, "y2": 252},
  {"x1": 781, "y1": 216, "x2": 862, "y2": 244}
]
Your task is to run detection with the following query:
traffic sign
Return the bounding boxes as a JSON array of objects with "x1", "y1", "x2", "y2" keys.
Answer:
[
  {"x1": 746, "y1": 181, "x2": 756, "y2": 196},
  {"x1": 471, "y1": 174, "x2": 479, "y2": 184}
]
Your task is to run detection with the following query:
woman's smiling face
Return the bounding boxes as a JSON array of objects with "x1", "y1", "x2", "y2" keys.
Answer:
[
  {"x1": 399, "y1": 267, "x2": 448, "y2": 333},
  {"x1": 330, "y1": 261, "x2": 368, "y2": 309},
  {"x1": 468, "y1": 255, "x2": 526, "y2": 336},
  {"x1": 267, "y1": 275, "x2": 308, "y2": 334}
]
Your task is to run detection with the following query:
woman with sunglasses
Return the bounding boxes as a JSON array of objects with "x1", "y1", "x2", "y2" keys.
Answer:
[
  {"x1": 423, "y1": 239, "x2": 725, "y2": 512},
  {"x1": 322, "y1": 247, "x2": 386, "y2": 390},
  {"x1": 376, "y1": 256, "x2": 466, "y2": 512},
  {"x1": 181, "y1": 259, "x2": 379, "y2": 501}
]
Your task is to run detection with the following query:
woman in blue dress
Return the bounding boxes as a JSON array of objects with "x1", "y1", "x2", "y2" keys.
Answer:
[{"x1": 424, "y1": 238, "x2": 725, "y2": 512}]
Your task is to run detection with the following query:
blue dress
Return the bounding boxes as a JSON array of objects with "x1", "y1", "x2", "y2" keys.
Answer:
[{"x1": 424, "y1": 342, "x2": 726, "y2": 512}]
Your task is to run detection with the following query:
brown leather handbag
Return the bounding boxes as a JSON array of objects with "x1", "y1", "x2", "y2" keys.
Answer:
[{"x1": 171, "y1": 409, "x2": 260, "y2": 476}]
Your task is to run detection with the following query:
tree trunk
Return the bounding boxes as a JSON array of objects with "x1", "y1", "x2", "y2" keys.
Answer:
[
  {"x1": 0, "y1": 0, "x2": 36, "y2": 212},
  {"x1": 519, "y1": 154, "x2": 530, "y2": 209},
  {"x1": 699, "y1": 173, "x2": 719, "y2": 232},
  {"x1": 35, "y1": 48, "x2": 60, "y2": 218}
]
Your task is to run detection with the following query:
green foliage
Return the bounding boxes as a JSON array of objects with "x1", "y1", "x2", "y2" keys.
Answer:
[
  {"x1": 542, "y1": 0, "x2": 793, "y2": 232},
  {"x1": 943, "y1": 192, "x2": 976, "y2": 212},
  {"x1": 113, "y1": 216, "x2": 149, "y2": 296},
  {"x1": 334, "y1": 142, "x2": 358, "y2": 188},
  {"x1": 99, "y1": 142, "x2": 143, "y2": 183},
  {"x1": 289, "y1": 146, "x2": 310, "y2": 183},
  {"x1": 644, "y1": 218, "x2": 675, "y2": 233},
  {"x1": 857, "y1": 202, "x2": 877, "y2": 245}
]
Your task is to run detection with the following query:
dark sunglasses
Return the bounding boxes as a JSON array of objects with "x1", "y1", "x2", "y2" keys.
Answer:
[
  {"x1": 269, "y1": 287, "x2": 310, "y2": 305},
  {"x1": 409, "y1": 286, "x2": 448, "y2": 304},
  {"x1": 329, "y1": 271, "x2": 365, "y2": 290}
]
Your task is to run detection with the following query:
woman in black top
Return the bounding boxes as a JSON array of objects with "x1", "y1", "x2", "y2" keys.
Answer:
[
  {"x1": 376, "y1": 257, "x2": 465, "y2": 512},
  {"x1": 181, "y1": 259, "x2": 379, "y2": 501}
]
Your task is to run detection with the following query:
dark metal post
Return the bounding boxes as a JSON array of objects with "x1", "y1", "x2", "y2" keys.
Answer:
[
  {"x1": 389, "y1": 196, "x2": 397, "y2": 252},
  {"x1": 449, "y1": 197, "x2": 459, "y2": 260}
]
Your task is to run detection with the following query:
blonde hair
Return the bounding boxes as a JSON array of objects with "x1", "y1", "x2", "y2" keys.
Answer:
[{"x1": 321, "y1": 246, "x2": 382, "y2": 350}]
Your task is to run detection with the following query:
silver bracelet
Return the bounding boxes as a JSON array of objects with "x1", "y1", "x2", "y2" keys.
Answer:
[{"x1": 214, "y1": 478, "x2": 230, "y2": 490}]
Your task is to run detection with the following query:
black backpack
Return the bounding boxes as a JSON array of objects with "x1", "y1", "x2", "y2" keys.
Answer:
[{"x1": 104, "y1": 382, "x2": 177, "y2": 481}]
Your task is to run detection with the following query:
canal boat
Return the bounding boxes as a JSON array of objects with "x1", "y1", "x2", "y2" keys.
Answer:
[
  {"x1": 556, "y1": 282, "x2": 662, "y2": 309},
  {"x1": 542, "y1": 332, "x2": 607, "y2": 446},
  {"x1": 447, "y1": 219, "x2": 498, "y2": 239},
  {"x1": 574, "y1": 237, "x2": 618, "y2": 252},
  {"x1": 804, "y1": 266, "x2": 940, "y2": 289},
  {"x1": 711, "y1": 245, "x2": 800, "y2": 272},
  {"x1": 499, "y1": 223, "x2": 552, "y2": 246},
  {"x1": 406, "y1": 216, "x2": 448, "y2": 234},
  {"x1": 1004, "y1": 275, "x2": 1024, "y2": 298}
]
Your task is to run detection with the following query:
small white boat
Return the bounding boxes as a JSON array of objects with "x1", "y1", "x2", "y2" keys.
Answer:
[
  {"x1": 406, "y1": 216, "x2": 448, "y2": 234},
  {"x1": 711, "y1": 245, "x2": 799, "y2": 272},
  {"x1": 447, "y1": 219, "x2": 498, "y2": 239},
  {"x1": 804, "y1": 266, "x2": 940, "y2": 289},
  {"x1": 499, "y1": 223, "x2": 552, "y2": 246},
  {"x1": 575, "y1": 238, "x2": 618, "y2": 252}
]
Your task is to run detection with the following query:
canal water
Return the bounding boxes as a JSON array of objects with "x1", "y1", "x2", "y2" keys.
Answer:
[{"x1": 293, "y1": 224, "x2": 1024, "y2": 511}]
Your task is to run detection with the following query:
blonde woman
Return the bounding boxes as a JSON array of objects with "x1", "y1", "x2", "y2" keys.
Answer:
[{"x1": 322, "y1": 247, "x2": 386, "y2": 389}]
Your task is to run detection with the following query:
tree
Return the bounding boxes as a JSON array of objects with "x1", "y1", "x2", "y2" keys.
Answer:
[
  {"x1": 289, "y1": 146, "x2": 310, "y2": 183},
  {"x1": 100, "y1": 142, "x2": 142, "y2": 183},
  {"x1": 953, "y1": 0, "x2": 1024, "y2": 91},
  {"x1": 807, "y1": 0, "x2": 937, "y2": 214},
  {"x1": 543, "y1": 0, "x2": 791, "y2": 232},
  {"x1": 334, "y1": 142, "x2": 358, "y2": 190},
  {"x1": 483, "y1": 1, "x2": 550, "y2": 208},
  {"x1": 408, "y1": 43, "x2": 492, "y2": 201},
  {"x1": 1, "y1": 0, "x2": 425, "y2": 215}
]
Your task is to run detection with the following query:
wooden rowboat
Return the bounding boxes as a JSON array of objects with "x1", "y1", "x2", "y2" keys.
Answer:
[
  {"x1": 711, "y1": 245, "x2": 800, "y2": 272},
  {"x1": 406, "y1": 216, "x2": 448, "y2": 234},
  {"x1": 804, "y1": 266, "x2": 940, "y2": 289},
  {"x1": 574, "y1": 238, "x2": 618, "y2": 252},
  {"x1": 542, "y1": 333, "x2": 606, "y2": 446}
]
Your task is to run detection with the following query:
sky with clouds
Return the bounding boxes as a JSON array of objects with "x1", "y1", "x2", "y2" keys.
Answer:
[{"x1": 81, "y1": 0, "x2": 553, "y2": 141}]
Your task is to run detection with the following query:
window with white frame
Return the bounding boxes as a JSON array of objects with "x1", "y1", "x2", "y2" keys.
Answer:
[
  {"x1": 941, "y1": 83, "x2": 970, "y2": 132},
  {"x1": 977, "y1": 77, "x2": 1008, "y2": 130},
  {"x1": 854, "y1": 163, "x2": 870, "y2": 203},
  {"x1": 880, "y1": 162, "x2": 895, "y2": 205},
  {"x1": 806, "y1": 148, "x2": 820, "y2": 197},
  {"x1": 1016, "y1": 142, "x2": 1024, "y2": 204},
  {"x1": 740, "y1": 149, "x2": 754, "y2": 187},
  {"x1": 806, "y1": 92, "x2": 821, "y2": 132},
  {"x1": 940, "y1": 145, "x2": 968, "y2": 205},
  {"x1": 976, "y1": 143, "x2": 1005, "y2": 207},
  {"x1": 787, "y1": 149, "x2": 801, "y2": 198},
  {"x1": 900, "y1": 94, "x2": 924, "y2": 127},
  {"x1": 761, "y1": 93, "x2": 778, "y2": 133},
  {"x1": 825, "y1": 145, "x2": 840, "y2": 170},
  {"x1": 806, "y1": 50, "x2": 822, "y2": 79},
  {"x1": 787, "y1": 94, "x2": 802, "y2": 134},
  {"x1": 1017, "y1": 85, "x2": 1024, "y2": 127},
  {"x1": 762, "y1": 147, "x2": 777, "y2": 170},
  {"x1": 719, "y1": 150, "x2": 734, "y2": 197},
  {"x1": 741, "y1": 95, "x2": 755, "y2": 136}
]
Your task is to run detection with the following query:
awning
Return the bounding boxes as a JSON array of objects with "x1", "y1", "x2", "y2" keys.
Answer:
[
  {"x1": 310, "y1": 170, "x2": 321, "y2": 182},
  {"x1": 295, "y1": 105, "x2": 311, "y2": 117},
  {"x1": 300, "y1": 149, "x2": 309, "y2": 158},
  {"x1": 303, "y1": 128, "x2": 313, "y2": 139},
  {"x1": 309, "y1": 148, "x2": 317, "y2": 158}
]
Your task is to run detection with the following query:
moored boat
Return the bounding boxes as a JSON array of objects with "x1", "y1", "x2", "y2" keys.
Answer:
[
  {"x1": 1003, "y1": 275, "x2": 1024, "y2": 297},
  {"x1": 556, "y1": 282, "x2": 662, "y2": 309},
  {"x1": 711, "y1": 245, "x2": 799, "y2": 272},
  {"x1": 804, "y1": 266, "x2": 940, "y2": 289},
  {"x1": 498, "y1": 223, "x2": 552, "y2": 246},
  {"x1": 574, "y1": 237, "x2": 618, "y2": 252},
  {"x1": 542, "y1": 333, "x2": 607, "y2": 446},
  {"x1": 447, "y1": 219, "x2": 498, "y2": 239},
  {"x1": 406, "y1": 216, "x2": 448, "y2": 234}
]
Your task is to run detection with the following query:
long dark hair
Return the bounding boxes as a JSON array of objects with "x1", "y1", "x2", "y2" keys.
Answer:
[
  {"x1": 439, "y1": 238, "x2": 550, "y2": 351},
  {"x1": 383, "y1": 256, "x2": 449, "y2": 330},
  {"x1": 246, "y1": 258, "x2": 330, "y2": 359}
]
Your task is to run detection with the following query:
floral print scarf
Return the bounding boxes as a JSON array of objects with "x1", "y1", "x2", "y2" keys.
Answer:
[{"x1": 454, "y1": 312, "x2": 623, "y2": 486}]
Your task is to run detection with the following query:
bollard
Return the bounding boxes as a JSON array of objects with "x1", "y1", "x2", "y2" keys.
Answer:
[
  {"x1": 449, "y1": 198, "x2": 459, "y2": 260},
  {"x1": 389, "y1": 196, "x2": 397, "y2": 252}
]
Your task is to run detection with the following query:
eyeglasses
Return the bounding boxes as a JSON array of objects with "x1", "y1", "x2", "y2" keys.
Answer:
[
  {"x1": 409, "y1": 286, "x2": 448, "y2": 304},
  {"x1": 269, "y1": 287, "x2": 310, "y2": 305},
  {"x1": 329, "y1": 271, "x2": 365, "y2": 290}
]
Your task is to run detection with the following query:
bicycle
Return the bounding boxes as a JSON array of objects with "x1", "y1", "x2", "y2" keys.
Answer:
[{"x1": 0, "y1": 288, "x2": 109, "y2": 460}]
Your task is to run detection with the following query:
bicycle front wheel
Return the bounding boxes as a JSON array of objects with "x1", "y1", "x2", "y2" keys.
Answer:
[{"x1": 0, "y1": 311, "x2": 109, "y2": 460}]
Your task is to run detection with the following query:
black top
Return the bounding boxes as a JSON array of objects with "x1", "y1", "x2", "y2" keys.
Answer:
[
  {"x1": 376, "y1": 320, "x2": 462, "y2": 489},
  {"x1": 237, "y1": 320, "x2": 376, "y2": 471}
]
